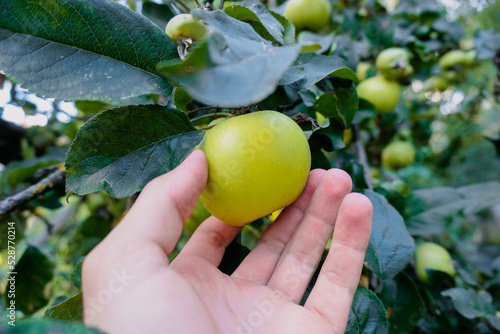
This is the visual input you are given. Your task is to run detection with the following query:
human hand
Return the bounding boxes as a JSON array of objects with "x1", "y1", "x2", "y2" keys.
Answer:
[{"x1": 82, "y1": 149, "x2": 372, "y2": 334}]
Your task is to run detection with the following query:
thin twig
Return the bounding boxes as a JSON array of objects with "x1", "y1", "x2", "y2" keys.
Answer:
[
  {"x1": 193, "y1": 0, "x2": 201, "y2": 7},
  {"x1": 190, "y1": 112, "x2": 234, "y2": 123},
  {"x1": 168, "y1": 0, "x2": 182, "y2": 15},
  {"x1": 219, "y1": 0, "x2": 225, "y2": 10},
  {"x1": 353, "y1": 124, "x2": 373, "y2": 190},
  {"x1": 0, "y1": 167, "x2": 66, "y2": 218},
  {"x1": 173, "y1": 0, "x2": 190, "y2": 12},
  {"x1": 187, "y1": 106, "x2": 225, "y2": 117}
]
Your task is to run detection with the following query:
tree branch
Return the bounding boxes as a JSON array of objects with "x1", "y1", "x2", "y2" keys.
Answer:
[
  {"x1": 353, "y1": 124, "x2": 373, "y2": 191},
  {"x1": 0, "y1": 166, "x2": 66, "y2": 218}
]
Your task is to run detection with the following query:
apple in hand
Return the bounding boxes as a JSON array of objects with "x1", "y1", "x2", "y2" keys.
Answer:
[
  {"x1": 198, "y1": 111, "x2": 311, "y2": 226},
  {"x1": 284, "y1": 0, "x2": 331, "y2": 32}
]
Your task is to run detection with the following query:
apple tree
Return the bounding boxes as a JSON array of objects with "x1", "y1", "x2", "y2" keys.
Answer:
[{"x1": 0, "y1": 0, "x2": 499, "y2": 333}]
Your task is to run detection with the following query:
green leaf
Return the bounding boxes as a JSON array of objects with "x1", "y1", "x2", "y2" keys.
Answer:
[
  {"x1": 407, "y1": 182, "x2": 500, "y2": 236},
  {"x1": 6, "y1": 155, "x2": 63, "y2": 187},
  {"x1": 173, "y1": 87, "x2": 193, "y2": 113},
  {"x1": 224, "y1": 1, "x2": 285, "y2": 44},
  {"x1": 474, "y1": 29, "x2": 500, "y2": 60},
  {"x1": 308, "y1": 119, "x2": 346, "y2": 152},
  {"x1": 442, "y1": 288, "x2": 500, "y2": 331},
  {"x1": 5, "y1": 246, "x2": 54, "y2": 315},
  {"x1": 313, "y1": 85, "x2": 358, "y2": 129},
  {"x1": 2, "y1": 318, "x2": 102, "y2": 334},
  {"x1": 297, "y1": 31, "x2": 334, "y2": 55},
  {"x1": 363, "y1": 190, "x2": 415, "y2": 280},
  {"x1": 0, "y1": 0, "x2": 177, "y2": 101},
  {"x1": 280, "y1": 54, "x2": 358, "y2": 90},
  {"x1": 269, "y1": 11, "x2": 295, "y2": 45},
  {"x1": 345, "y1": 287, "x2": 389, "y2": 334},
  {"x1": 380, "y1": 272, "x2": 425, "y2": 333},
  {"x1": 65, "y1": 105, "x2": 203, "y2": 198},
  {"x1": 142, "y1": 1, "x2": 176, "y2": 31},
  {"x1": 393, "y1": 0, "x2": 441, "y2": 17},
  {"x1": 44, "y1": 292, "x2": 83, "y2": 322},
  {"x1": 71, "y1": 259, "x2": 84, "y2": 290},
  {"x1": 159, "y1": 9, "x2": 301, "y2": 107}
]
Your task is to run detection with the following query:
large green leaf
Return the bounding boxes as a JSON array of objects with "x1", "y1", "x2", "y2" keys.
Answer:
[
  {"x1": 224, "y1": 1, "x2": 285, "y2": 44},
  {"x1": 5, "y1": 246, "x2": 54, "y2": 315},
  {"x1": 44, "y1": 292, "x2": 83, "y2": 322},
  {"x1": 158, "y1": 9, "x2": 301, "y2": 107},
  {"x1": 65, "y1": 105, "x2": 203, "y2": 198},
  {"x1": 407, "y1": 182, "x2": 500, "y2": 236},
  {"x1": 442, "y1": 288, "x2": 500, "y2": 331},
  {"x1": 379, "y1": 272, "x2": 425, "y2": 333},
  {"x1": 279, "y1": 54, "x2": 359, "y2": 90},
  {"x1": 345, "y1": 287, "x2": 388, "y2": 334},
  {"x1": 363, "y1": 190, "x2": 415, "y2": 280},
  {"x1": 2, "y1": 318, "x2": 102, "y2": 334},
  {"x1": 0, "y1": 0, "x2": 177, "y2": 101},
  {"x1": 313, "y1": 85, "x2": 358, "y2": 129}
]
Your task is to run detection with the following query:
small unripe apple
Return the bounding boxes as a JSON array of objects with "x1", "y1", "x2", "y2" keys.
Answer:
[
  {"x1": 415, "y1": 242, "x2": 455, "y2": 284},
  {"x1": 165, "y1": 14, "x2": 208, "y2": 43},
  {"x1": 381, "y1": 141, "x2": 415, "y2": 170},
  {"x1": 284, "y1": 0, "x2": 331, "y2": 32},
  {"x1": 198, "y1": 111, "x2": 311, "y2": 226},
  {"x1": 376, "y1": 48, "x2": 414, "y2": 81},
  {"x1": 438, "y1": 50, "x2": 476, "y2": 70},
  {"x1": 356, "y1": 62, "x2": 373, "y2": 81},
  {"x1": 357, "y1": 76, "x2": 401, "y2": 114}
]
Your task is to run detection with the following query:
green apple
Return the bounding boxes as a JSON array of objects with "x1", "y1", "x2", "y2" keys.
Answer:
[
  {"x1": 284, "y1": 0, "x2": 331, "y2": 32},
  {"x1": 376, "y1": 48, "x2": 414, "y2": 81},
  {"x1": 165, "y1": 14, "x2": 208, "y2": 44},
  {"x1": 198, "y1": 111, "x2": 311, "y2": 226},
  {"x1": 415, "y1": 242, "x2": 455, "y2": 284},
  {"x1": 356, "y1": 62, "x2": 373, "y2": 81},
  {"x1": 357, "y1": 76, "x2": 401, "y2": 114},
  {"x1": 438, "y1": 50, "x2": 476, "y2": 70},
  {"x1": 381, "y1": 141, "x2": 415, "y2": 170}
]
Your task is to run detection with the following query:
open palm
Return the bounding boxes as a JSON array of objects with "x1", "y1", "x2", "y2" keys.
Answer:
[{"x1": 83, "y1": 150, "x2": 372, "y2": 334}]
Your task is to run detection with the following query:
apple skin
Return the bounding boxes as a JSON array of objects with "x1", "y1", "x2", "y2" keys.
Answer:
[
  {"x1": 381, "y1": 141, "x2": 415, "y2": 170},
  {"x1": 357, "y1": 76, "x2": 401, "y2": 114},
  {"x1": 165, "y1": 14, "x2": 208, "y2": 43},
  {"x1": 439, "y1": 50, "x2": 476, "y2": 70},
  {"x1": 198, "y1": 111, "x2": 311, "y2": 226},
  {"x1": 284, "y1": 0, "x2": 331, "y2": 32},
  {"x1": 356, "y1": 62, "x2": 372, "y2": 81},
  {"x1": 376, "y1": 48, "x2": 414, "y2": 81},
  {"x1": 415, "y1": 242, "x2": 455, "y2": 284}
]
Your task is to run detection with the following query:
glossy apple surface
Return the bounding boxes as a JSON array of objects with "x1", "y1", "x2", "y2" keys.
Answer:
[
  {"x1": 381, "y1": 141, "x2": 415, "y2": 170},
  {"x1": 357, "y1": 76, "x2": 401, "y2": 114},
  {"x1": 198, "y1": 111, "x2": 311, "y2": 226},
  {"x1": 284, "y1": 0, "x2": 331, "y2": 32},
  {"x1": 415, "y1": 242, "x2": 455, "y2": 284}
]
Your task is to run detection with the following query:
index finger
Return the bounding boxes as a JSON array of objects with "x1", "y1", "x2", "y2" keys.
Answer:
[{"x1": 304, "y1": 193, "x2": 372, "y2": 333}]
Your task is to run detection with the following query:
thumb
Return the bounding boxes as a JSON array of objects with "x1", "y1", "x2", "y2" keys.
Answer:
[{"x1": 114, "y1": 149, "x2": 208, "y2": 254}]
